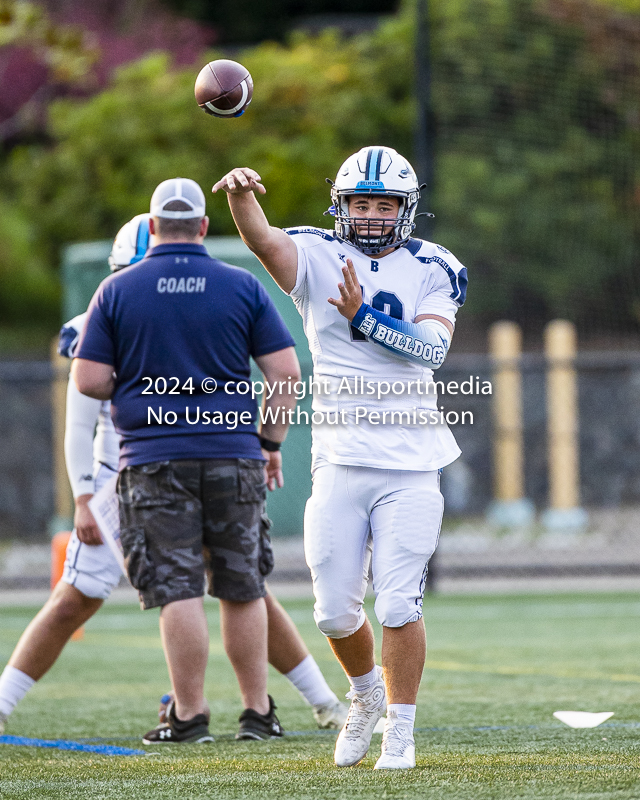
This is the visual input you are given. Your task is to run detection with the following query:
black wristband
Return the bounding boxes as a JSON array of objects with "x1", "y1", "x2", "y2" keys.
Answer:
[{"x1": 259, "y1": 436, "x2": 281, "y2": 452}]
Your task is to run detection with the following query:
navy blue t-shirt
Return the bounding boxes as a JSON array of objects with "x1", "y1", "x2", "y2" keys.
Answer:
[{"x1": 76, "y1": 243, "x2": 295, "y2": 467}]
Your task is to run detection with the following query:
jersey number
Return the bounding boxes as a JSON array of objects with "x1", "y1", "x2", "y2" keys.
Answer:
[{"x1": 350, "y1": 290, "x2": 404, "y2": 341}]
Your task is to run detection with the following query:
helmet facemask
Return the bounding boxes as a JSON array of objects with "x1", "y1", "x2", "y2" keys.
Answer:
[
  {"x1": 329, "y1": 146, "x2": 421, "y2": 255},
  {"x1": 331, "y1": 189, "x2": 420, "y2": 255}
]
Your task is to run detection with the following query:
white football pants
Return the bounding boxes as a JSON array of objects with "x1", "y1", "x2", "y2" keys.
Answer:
[
  {"x1": 304, "y1": 461, "x2": 444, "y2": 638},
  {"x1": 62, "y1": 464, "x2": 122, "y2": 600}
]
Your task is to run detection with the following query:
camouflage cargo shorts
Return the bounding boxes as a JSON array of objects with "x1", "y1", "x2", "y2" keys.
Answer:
[{"x1": 117, "y1": 458, "x2": 274, "y2": 610}]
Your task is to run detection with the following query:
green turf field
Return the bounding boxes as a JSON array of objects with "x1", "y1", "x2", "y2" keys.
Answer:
[{"x1": 1, "y1": 592, "x2": 639, "y2": 799}]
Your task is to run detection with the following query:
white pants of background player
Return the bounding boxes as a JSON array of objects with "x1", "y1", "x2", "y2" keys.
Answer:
[
  {"x1": 304, "y1": 461, "x2": 444, "y2": 638},
  {"x1": 63, "y1": 464, "x2": 122, "y2": 600}
]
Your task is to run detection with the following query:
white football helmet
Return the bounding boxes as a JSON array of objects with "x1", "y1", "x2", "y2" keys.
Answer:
[
  {"x1": 330, "y1": 146, "x2": 421, "y2": 255},
  {"x1": 108, "y1": 213, "x2": 153, "y2": 272}
]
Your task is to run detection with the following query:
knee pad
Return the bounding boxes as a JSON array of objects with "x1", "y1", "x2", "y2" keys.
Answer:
[
  {"x1": 315, "y1": 607, "x2": 366, "y2": 639},
  {"x1": 374, "y1": 592, "x2": 422, "y2": 629}
]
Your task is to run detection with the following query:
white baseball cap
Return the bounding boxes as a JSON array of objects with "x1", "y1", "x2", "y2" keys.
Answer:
[{"x1": 150, "y1": 178, "x2": 206, "y2": 219}]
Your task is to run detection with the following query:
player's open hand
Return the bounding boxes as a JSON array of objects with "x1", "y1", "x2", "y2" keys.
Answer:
[
  {"x1": 328, "y1": 260, "x2": 364, "y2": 322},
  {"x1": 212, "y1": 168, "x2": 266, "y2": 195},
  {"x1": 262, "y1": 450, "x2": 284, "y2": 491},
  {"x1": 74, "y1": 494, "x2": 104, "y2": 546}
]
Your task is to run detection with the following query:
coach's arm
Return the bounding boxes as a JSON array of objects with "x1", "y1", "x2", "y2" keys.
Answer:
[
  {"x1": 212, "y1": 168, "x2": 298, "y2": 295},
  {"x1": 254, "y1": 346, "x2": 300, "y2": 491},
  {"x1": 72, "y1": 359, "x2": 115, "y2": 401}
]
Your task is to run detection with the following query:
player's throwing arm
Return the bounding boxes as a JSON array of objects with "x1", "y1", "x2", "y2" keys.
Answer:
[{"x1": 212, "y1": 169, "x2": 298, "y2": 293}]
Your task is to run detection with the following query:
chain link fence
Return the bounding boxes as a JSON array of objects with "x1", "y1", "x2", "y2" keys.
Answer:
[{"x1": 1, "y1": 350, "x2": 640, "y2": 589}]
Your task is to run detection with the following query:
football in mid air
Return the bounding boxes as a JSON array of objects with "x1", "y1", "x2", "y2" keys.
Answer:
[{"x1": 194, "y1": 59, "x2": 253, "y2": 118}]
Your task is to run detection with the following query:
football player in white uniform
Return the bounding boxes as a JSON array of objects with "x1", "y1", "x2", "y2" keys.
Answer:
[
  {"x1": 0, "y1": 215, "x2": 347, "y2": 738},
  {"x1": 213, "y1": 146, "x2": 467, "y2": 769}
]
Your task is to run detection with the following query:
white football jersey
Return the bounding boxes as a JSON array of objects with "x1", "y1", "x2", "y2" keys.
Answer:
[{"x1": 286, "y1": 228, "x2": 467, "y2": 471}]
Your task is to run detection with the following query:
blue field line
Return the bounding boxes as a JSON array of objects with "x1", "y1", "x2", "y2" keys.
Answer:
[{"x1": 0, "y1": 734, "x2": 145, "y2": 756}]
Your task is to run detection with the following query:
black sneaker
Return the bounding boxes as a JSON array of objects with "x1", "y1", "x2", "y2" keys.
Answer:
[
  {"x1": 236, "y1": 695, "x2": 284, "y2": 740},
  {"x1": 142, "y1": 704, "x2": 214, "y2": 744},
  {"x1": 142, "y1": 722, "x2": 174, "y2": 744}
]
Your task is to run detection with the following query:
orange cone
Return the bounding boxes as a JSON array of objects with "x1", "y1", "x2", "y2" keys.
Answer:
[{"x1": 51, "y1": 532, "x2": 84, "y2": 641}]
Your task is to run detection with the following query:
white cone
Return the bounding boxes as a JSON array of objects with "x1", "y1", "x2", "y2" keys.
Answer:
[{"x1": 553, "y1": 711, "x2": 614, "y2": 728}]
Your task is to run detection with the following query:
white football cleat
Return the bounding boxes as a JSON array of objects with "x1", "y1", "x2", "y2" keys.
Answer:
[
  {"x1": 313, "y1": 698, "x2": 349, "y2": 730},
  {"x1": 334, "y1": 666, "x2": 386, "y2": 767},
  {"x1": 374, "y1": 717, "x2": 416, "y2": 770}
]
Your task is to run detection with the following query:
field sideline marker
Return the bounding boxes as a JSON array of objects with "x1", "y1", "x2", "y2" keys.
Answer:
[{"x1": 0, "y1": 734, "x2": 145, "y2": 756}]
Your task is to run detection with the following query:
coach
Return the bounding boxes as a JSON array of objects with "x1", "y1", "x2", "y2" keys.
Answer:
[{"x1": 72, "y1": 178, "x2": 300, "y2": 742}]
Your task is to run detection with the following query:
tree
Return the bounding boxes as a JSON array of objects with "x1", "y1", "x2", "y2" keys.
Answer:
[
  {"x1": 2, "y1": 0, "x2": 638, "y2": 338},
  {"x1": 4, "y1": 23, "x2": 412, "y2": 257},
  {"x1": 427, "y1": 0, "x2": 639, "y2": 331}
]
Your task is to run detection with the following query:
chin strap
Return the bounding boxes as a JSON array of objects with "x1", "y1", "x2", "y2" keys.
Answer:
[{"x1": 351, "y1": 304, "x2": 451, "y2": 368}]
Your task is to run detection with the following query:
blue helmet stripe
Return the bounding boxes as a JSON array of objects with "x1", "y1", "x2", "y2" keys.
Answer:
[
  {"x1": 132, "y1": 218, "x2": 150, "y2": 264},
  {"x1": 366, "y1": 148, "x2": 381, "y2": 181},
  {"x1": 364, "y1": 148, "x2": 374, "y2": 181},
  {"x1": 363, "y1": 147, "x2": 384, "y2": 183},
  {"x1": 374, "y1": 148, "x2": 383, "y2": 180}
]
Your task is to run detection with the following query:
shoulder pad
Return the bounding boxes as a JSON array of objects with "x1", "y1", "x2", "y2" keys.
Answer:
[
  {"x1": 414, "y1": 251, "x2": 468, "y2": 308},
  {"x1": 402, "y1": 238, "x2": 422, "y2": 256}
]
